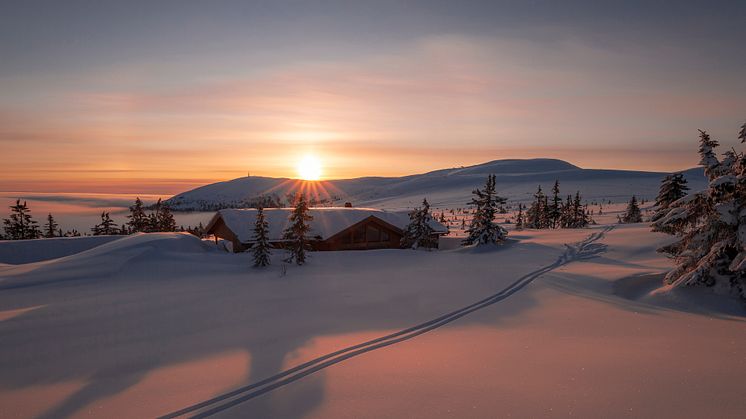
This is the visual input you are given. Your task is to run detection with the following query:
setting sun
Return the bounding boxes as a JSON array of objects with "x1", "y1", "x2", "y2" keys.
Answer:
[{"x1": 297, "y1": 155, "x2": 322, "y2": 180}]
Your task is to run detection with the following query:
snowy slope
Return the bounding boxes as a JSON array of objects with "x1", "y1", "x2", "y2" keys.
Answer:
[
  {"x1": 165, "y1": 158, "x2": 707, "y2": 211},
  {"x1": 0, "y1": 226, "x2": 743, "y2": 418},
  {"x1": 0, "y1": 235, "x2": 124, "y2": 265}
]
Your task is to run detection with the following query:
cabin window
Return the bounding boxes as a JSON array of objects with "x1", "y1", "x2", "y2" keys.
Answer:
[
  {"x1": 340, "y1": 232, "x2": 352, "y2": 244},
  {"x1": 353, "y1": 226, "x2": 366, "y2": 243},
  {"x1": 380, "y1": 230, "x2": 390, "y2": 241},
  {"x1": 366, "y1": 225, "x2": 380, "y2": 242}
]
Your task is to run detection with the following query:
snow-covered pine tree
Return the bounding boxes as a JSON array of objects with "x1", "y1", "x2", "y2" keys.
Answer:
[
  {"x1": 2, "y1": 199, "x2": 40, "y2": 240},
  {"x1": 698, "y1": 129, "x2": 721, "y2": 178},
  {"x1": 653, "y1": 124, "x2": 746, "y2": 299},
  {"x1": 401, "y1": 198, "x2": 436, "y2": 249},
  {"x1": 283, "y1": 195, "x2": 313, "y2": 265},
  {"x1": 515, "y1": 203, "x2": 524, "y2": 230},
  {"x1": 252, "y1": 207, "x2": 271, "y2": 267},
  {"x1": 92, "y1": 212, "x2": 118, "y2": 235},
  {"x1": 44, "y1": 213, "x2": 58, "y2": 238},
  {"x1": 127, "y1": 197, "x2": 148, "y2": 232},
  {"x1": 463, "y1": 174, "x2": 508, "y2": 245},
  {"x1": 620, "y1": 196, "x2": 643, "y2": 223},
  {"x1": 651, "y1": 173, "x2": 689, "y2": 223},
  {"x1": 525, "y1": 186, "x2": 548, "y2": 229},
  {"x1": 571, "y1": 191, "x2": 591, "y2": 228},
  {"x1": 549, "y1": 180, "x2": 562, "y2": 228}
]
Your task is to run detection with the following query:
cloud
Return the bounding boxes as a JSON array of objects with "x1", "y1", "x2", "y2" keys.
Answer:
[{"x1": 2, "y1": 33, "x2": 744, "y2": 191}]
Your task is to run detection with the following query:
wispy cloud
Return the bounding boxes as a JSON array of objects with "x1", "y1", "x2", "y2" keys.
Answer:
[{"x1": 2, "y1": 33, "x2": 744, "y2": 192}]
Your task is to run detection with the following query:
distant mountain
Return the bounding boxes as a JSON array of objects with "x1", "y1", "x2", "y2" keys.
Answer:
[{"x1": 165, "y1": 158, "x2": 707, "y2": 211}]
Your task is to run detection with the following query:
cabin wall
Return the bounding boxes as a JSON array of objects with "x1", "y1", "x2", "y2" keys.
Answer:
[
  {"x1": 319, "y1": 218, "x2": 403, "y2": 251},
  {"x1": 207, "y1": 218, "x2": 246, "y2": 253}
]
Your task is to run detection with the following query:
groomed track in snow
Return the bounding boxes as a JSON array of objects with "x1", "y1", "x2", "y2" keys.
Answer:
[{"x1": 161, "y1": 226, "x2": 614, "y2": 419}]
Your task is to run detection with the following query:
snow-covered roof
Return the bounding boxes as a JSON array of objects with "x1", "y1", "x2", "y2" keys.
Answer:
[{"x1": 206, "y1": 207, "x2": 448, "y2": 243}]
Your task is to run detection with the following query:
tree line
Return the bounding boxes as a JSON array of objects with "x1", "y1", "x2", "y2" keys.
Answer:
[{"x1": 0, "y1": 197, "x2": 200, "y2": 240}]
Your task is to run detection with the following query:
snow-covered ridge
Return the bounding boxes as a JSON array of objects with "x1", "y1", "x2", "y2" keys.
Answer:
[{"x1": 165, "y1": 158, "x2": 707, "y2": 211}]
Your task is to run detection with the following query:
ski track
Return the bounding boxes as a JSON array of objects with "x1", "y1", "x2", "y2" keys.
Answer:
[{"x1": 160, "y1": 225, "x2": 614, "y2": 419}]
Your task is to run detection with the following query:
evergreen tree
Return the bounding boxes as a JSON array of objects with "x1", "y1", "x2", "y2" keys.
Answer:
[
  {"x1": 92, "y1": 212, "x2": 118, "y2": 235},
  {"x1": 2, "y1": 199, "x2": 40, "y2": 240},
  {"x1": 651, "y1": 173, "x2": 689, "y2": 222},
  {"x1": 127, "y1": 197, "x2": 148, "y2": 232},
  {"x1": 157, "y1": 203, "x2": 177, "y2": 232},
  {"x1": 401, "y1": 198, "x2": 437, "y2": 249},
  {"x1": 515, "y1": 203, "x2": 524, "y2": 230},
  {"x1": 525, "y1": 186, "x2": 548, "y2": 229},
  {"x1": 549, "y1": 180, "x2": 562, "y2": 228},
  {"x1": 698, "y1": 129, "x2": 720, "y2": 178},
  {"x1": 571, "y1": 191, "x2": 591, "y2": 228},
  {"x1": 252, "y1": 207, "x2": 272, "y2": 267},
  {"x1": 283, "y1": 195, "x2": 313, "y2": 265},
  {"x1": 462, "y1": 174, "x2": 508, "y2": 245},
  {"x1": 44, "y1": 213, "x2": 59, "y2": 238},
  {"x1": 620, "y1": 196, "x2": 643, "y2": 223},
  {"x1": 653, "y1": 123, "x2": 746, "y2": 299}
]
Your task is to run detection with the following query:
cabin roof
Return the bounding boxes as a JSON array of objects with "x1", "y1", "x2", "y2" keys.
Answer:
[{"x1": 205, "y1": 207, "x2": 448, "y2": 243}]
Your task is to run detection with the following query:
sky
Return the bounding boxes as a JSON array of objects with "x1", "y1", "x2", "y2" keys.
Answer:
[{"x1": 1, "y1": 0, "x2": 745, "y2": 193}]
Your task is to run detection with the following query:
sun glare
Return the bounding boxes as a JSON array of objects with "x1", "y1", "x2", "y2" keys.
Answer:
[{"x1": 297, "y1": 155, "x2": 322, "y2": 181}]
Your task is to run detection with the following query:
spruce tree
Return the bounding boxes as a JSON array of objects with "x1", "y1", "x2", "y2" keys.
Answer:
[
  {"x1": 651, "y1": 173, "x2": 689, "y2": 222},
  {"x1": 571, "y1": 191, "x2": 590, "y2": 228},
  {"x1": 401, "y1": 198, "x2": 437, "y2": 249},
  {"x1": 158, "y1": 203, "x2": 177, "y2": 232},
  {"x1": 526, "y1": 186, "x2": 548, "y2": 229},
  {"x1": 127, "y1": 197, "x2": 148, "y2": 232},
  {"x1": 549, "y1": 180, "x2": 562, "y2": 228},
  {"x1": 2, "y1": 199, "x2": 40, "y2": 240},
  {"x1": 283, "y1": 195, "x2": 313, "y2": 265},
  {"x1": 620, "y1": 196, "x2": 643, "y2": 223},
  {"x1": 92, "y1": 212, "x2": 118, "y2": 235},
  {"x1": 44, "y1": 213, "x2": 58, "y2": 238},
  {"x1": 653, "y1": 124, "x2": 746, "y2": 299},
  {"x1": 515, "y1": 203, "x2": 524, "y2": 230},
  {"x1": 147, "y1": 198, "x2": 162, "y2": 232},
  {"x1": 252, "y1": 207, "x2": 272, "y2": 267},
  {"x1": 463, "y1": 174, "x2": 507, "y2": 245}
]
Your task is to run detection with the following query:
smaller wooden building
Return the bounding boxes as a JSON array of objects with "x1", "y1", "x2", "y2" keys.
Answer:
[{"x1": 204, "y1": 207, "x2": 448, "y2": 252}]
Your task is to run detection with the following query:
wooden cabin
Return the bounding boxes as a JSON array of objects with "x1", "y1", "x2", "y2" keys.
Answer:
[{"x1": 204, "y1": 207, "x2": 448, "y2": 252}]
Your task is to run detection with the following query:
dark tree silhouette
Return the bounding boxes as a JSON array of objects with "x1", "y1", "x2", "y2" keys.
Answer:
[
  {"x1": 44, "y1": 213, "x2": 59, "y2": 238},
  {"x1": 3, "y1": 199, "x2": 40, "y2": 240},
  {"x1": 283, "y1": 195, "x2": 313, "y2": 265},
  {"x1": 252, "y1": 207, "x2": 272, "y2": 267},
  {"x1": 92, "y1": 212, "x2": 119, "y2": 236}
]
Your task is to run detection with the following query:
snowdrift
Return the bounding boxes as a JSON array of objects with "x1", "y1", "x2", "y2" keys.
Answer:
[
  {"x1": 0, "y1": 233, "x2": 214, "y2": 289},
  {"x1": 0, "y1": 235, "x2": 123, "y2": 265}
]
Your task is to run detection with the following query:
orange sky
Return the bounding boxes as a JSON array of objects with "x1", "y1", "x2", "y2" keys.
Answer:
[{"x1": 2, "y1": 4, "x2": 745, "y2": 194}]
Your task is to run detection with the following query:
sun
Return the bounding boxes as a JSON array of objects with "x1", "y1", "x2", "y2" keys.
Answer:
[{"x1": 297, "y1": 154, "x2": 322, "y2": 181}]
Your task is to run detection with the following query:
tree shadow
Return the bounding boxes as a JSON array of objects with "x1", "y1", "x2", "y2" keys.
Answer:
[{"x1": 0, "y1": 237, "x2": 576, "y2": 417}]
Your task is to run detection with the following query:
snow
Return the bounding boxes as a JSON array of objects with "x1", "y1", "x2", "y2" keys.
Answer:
[
  {"x1": 210, "y1": 207, "x2": 448, "y2": 243},
  {"x1": 0, "y1": 235, "x2": 123, "y2": 265},
  {"x1": 165, "y1": 158, "x2": 708, "y2": 211},
  {"x1": 0, "y1": 223, "x2": 743, "y2": 418}
]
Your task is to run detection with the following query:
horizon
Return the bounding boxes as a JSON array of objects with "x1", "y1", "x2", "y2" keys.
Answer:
[
  {"x1": 0, "y1": 156, "x2": 704, "y2": 196},
  {"x1": 2, "y1": 1, "x2": 745, "y2": 193}
]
